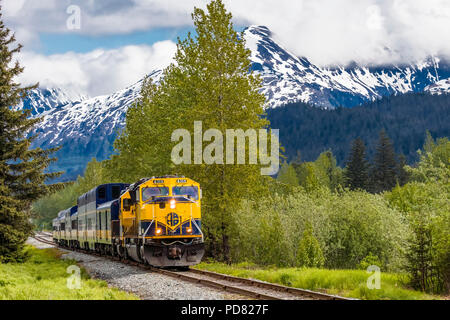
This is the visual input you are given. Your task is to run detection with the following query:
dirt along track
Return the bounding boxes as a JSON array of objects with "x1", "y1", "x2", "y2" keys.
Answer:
[{"x1": 32, "y1": 232, "x2": 352, "y2": 300}]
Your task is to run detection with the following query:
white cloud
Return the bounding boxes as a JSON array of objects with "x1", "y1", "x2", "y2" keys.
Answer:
[
  {"x1": 3, "y1": 0, "x2": 450, "y2": 78},
  {"x1": 16, "y1": 41, "x2": 177, "y2": 96}
]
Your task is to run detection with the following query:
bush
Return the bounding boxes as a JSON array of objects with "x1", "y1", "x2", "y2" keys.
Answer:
[
  {"x1": 387, "y1": 181, "x2": 450, "y2": 293},
  {"x1": 230, "y1": 187, "x2": 407, "y2": 271},
  {"x1": 358, "y1": 253, "x2": 383, "y2": 270},
  {"x1": 296, "y1": 224, "x2": 324, "y2": 268}
]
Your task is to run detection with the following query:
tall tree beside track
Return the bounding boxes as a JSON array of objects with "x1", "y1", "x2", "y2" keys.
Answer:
[
  {"x1": 106, "y1": 0, "x2": 270, "y2": 262},
  {"x1": 0, "y1": 10, "x2": 61, "y2": 262}
]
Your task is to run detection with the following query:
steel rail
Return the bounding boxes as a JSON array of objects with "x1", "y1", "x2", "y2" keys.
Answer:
[{"x1": 188, "y1": 268, "x2": 350, "y2": 300}]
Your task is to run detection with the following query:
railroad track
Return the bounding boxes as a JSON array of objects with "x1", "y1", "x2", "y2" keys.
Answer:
[
  {"x1": 32, "y1": 232, "x2": 352, "y2": 300},
  {"x1": 32, "y1": 234, "x2": 56, "y2": 246}
]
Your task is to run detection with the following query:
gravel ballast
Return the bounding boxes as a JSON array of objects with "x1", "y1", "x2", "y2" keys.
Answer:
[{"x1": 60, "y1": 250, "x2": 244, "y2": 300}]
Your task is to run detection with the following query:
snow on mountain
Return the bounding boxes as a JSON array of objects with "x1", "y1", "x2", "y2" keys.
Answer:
[
  {"x1": 245, "y1": 26, "x2": 450, "y2": 108},
  {"x1": 425, "y1": 79, "x2": 450, "y2": 95},
  {"x1": 14, "y1": 87, "x2": 88, "y2": 116},
  {"x1": 17, "y1": 26, "x2": 450, "y2": 181},
  {"x1": 29, "y1": 70, "x2": 163, "y2": 180}
]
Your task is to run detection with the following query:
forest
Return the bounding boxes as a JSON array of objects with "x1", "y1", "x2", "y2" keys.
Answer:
[{"x1": 267, "y1": 93, "x2": 450, "y2": 165}]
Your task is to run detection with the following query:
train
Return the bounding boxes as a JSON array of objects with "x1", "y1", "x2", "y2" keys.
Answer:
[{"x1": 52, "y1": 176, "x2": 205, "y2": 267}]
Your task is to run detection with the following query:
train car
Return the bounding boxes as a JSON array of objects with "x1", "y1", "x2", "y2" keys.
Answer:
[
  {"x1": 96, "y1": 199, "x2": 120, "y2": 255},
  {"x1": 117, "y1": 176, "x2": 205, "y2": 267},
  {"x1": 77, "y1": 184, "x2": 129, "y2": 251},
  {"x1": 53, "y1": 210, "x2": 66, "y2": 244},
  {"x1": 52, "y1": 218, "x2": 59, "y2": 243},
  {"x1": 67, "y1": 206, "x2": 78, "y2": 248}
]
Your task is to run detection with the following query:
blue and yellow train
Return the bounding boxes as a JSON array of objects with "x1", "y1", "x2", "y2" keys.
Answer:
[{"x1": 53, "y1": 176, "x2": 205, "y2": 267}]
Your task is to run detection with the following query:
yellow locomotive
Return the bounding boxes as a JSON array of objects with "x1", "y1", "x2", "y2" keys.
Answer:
[
  {"x1": 53, "y1": 176, "x2": 205, "y2": 268},
  {"x1": 117, "y1": 176, "x2": 204, "y2": 267}
]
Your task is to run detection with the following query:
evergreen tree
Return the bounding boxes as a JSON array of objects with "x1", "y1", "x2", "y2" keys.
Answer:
[
  {"x1": 106, "y1": 0, "x2": 270, "y2": 262},
  {"x1": 405, "y1": 212, "x2": 435, "y2": 292},
  {"x1": 277, "y1": 161, "x2": 299, "y2": 186},
  {"x1": 0, "y1": 11, "x2": 60, "y2": 262},
  {"x1": 345, "y1": 138, "x2": 370, "y2": 191},
  {"x1": 370, "y1": 130, "x2": 398, "y2": 193},
  {"x1": 396, "y1": 154, "x2": 410, "y2": 186}
]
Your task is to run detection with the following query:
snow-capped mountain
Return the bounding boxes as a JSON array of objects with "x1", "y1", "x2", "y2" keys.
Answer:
[
  {"x1": 14, "y1": 87, "x2": 88, "y2": 116},
  {"x1": 31, "y1": 70, "x2": 163, "y2": 179},
  {"x1": 245, "y1": 26, "x2": 450, "y2": 108},
  {"x1": 18, "y1": 25, "x2": 450, "y2": 181}
]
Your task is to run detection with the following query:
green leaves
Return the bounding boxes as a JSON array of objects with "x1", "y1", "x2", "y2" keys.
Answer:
[
  {"x1": 297, "y1": 224, "x2": 325, "y2": 268},
  {"x1": 386, "y1": 136, "x2": 450, "y2": 293},
  {"x1": 230, "y1": 189, "x2": 405, "y2": 270}
]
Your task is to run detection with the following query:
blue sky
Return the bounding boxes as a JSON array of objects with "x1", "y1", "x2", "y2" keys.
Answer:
[{"x1": 38, "y1": 27, "x2": 193, "y2": 55}]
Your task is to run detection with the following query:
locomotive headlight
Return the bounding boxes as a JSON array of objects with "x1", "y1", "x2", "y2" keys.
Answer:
[
  {"x1": 170, "y1": 199, "x2": 176, "y2": 209},
  {"x1": 155, "y1": 228, "x2": 162, "y2": 236},
  {"x1": 186, "y1": 227, "x2": 193, "y2": 234}
]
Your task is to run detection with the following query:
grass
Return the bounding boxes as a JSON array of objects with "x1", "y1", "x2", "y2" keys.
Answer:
[
  {"x1": 195, "y1": 262, "x2": 441, "y2": 300},
  {"x1": 0, "y1": 246, "x2": 138, "y2": 300}
]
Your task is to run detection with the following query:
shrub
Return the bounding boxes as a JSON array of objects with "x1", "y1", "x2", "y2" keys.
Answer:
[{"x1": 231, "y1": 188, "x2": 407, "y2": 271}]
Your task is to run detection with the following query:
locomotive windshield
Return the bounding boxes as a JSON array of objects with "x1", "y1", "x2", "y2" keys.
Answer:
[
  {"x1": 142, "y1": 187, "x2": 169, "y2": 202},
  {"x1": 173, "y1": 186, "x2": 199, "y2": 200}
]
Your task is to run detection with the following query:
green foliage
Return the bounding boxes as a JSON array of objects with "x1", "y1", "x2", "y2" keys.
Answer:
[
  {"x1": 295, "y1": 151, "x2": 344, "y2": 192},
  {"x1": 277, "y1": 161, "x2": 299, "y2": 186},
  {"x1": 196, "y1": 262, "x2": 440, "y2": 300},
  {"x1": 406, "y1": 135, "x2": 450, "y2": 184},
  {"x1": 396, "y1": 154, "x2": 410, "y2": 186},
  {"x1": 296, "y1": 224, "x2": 324, "y2": 268},
  {"x1": 387, "y1": 135, "x2": 450, "y2": 293},
  {"x1": 370, "y1": 130, "x2": 398, "y2": 193},
  {"x1": 32, "y1": 183, "x2": 78, "y2": 230},
  {"x1": 0, "y1": 246, "x2": 137, "y2": 300},
  {"x1": 345, "y1": 138, "x2": 370, "y2": 191},
  {"x1": 0, "y1": 10, "x2": 61, "y2": 262},
  {"x1": 32, "y1": 158, "x2": 110, "y2": 229},
  {"x1": 358, "y1": 253, "x2": 382, "y2": 270},
  {"x1": 231, "y1": 188, "x2": 406, "y2": 271}
]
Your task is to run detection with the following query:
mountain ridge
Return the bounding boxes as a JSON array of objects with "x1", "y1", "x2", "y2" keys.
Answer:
[{"x1": 16, "y1": 25, "x2": 450, "y2": 181}]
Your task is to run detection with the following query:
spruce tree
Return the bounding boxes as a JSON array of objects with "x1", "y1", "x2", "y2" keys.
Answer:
[
  {"x1": 370, "y1": 130, "x2": 398, "y2": 193},
  {"x1": 345, "y1": 138, "x2": 370, "y2": 191},
  {"x1": 0, "y1": 10, "x2": 60, "y2": 262}
]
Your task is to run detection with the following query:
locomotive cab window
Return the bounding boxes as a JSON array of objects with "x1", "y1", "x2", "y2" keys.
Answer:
[
  {"x1": 173, "y1": 186, "x2": 199, "y2": 200},
  {"x1": 142, "y1": 187, "x2": 169, "y2": 202}
]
